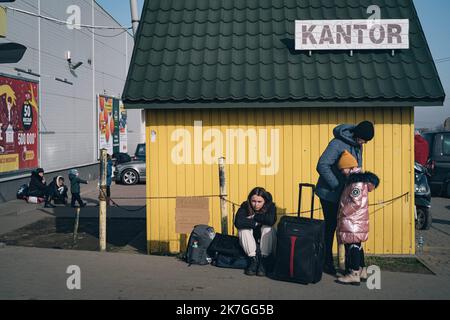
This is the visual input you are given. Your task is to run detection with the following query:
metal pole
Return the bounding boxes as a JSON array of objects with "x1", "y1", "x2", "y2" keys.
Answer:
[
  {"x1": 99, "y1": 148, "x2": 107, "y2": 251},
  {"x1": 129, "y1": 0, "x2": 140, "y2": 37},
  {"x1": 72, "y1": 208, "x2": 80, "y2": 247},
  {"x1": 218, "y1": 157, "x2": 228, "y2": 235}
]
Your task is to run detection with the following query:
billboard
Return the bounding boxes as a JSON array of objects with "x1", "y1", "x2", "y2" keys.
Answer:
[
  {"x1": 295, "y1": 19, "x2": 409, "y2": 50},
  {"x1": 98, "y1": 95, "x2": 127, "y2": 155},
  {"x1": 0, "y1": 74, "x2": 39, "y2": 174}
]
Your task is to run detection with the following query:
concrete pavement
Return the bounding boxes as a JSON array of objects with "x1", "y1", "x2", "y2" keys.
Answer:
[
  {"x1": 1, "y1": 245, "x2": 449, "y2": 300},
  {"x1": 0, "y1": 182, "x2": 145, "y2": 236},
  {"x1": 1, "y1": 184, "x2": 450, "y2": 299}
]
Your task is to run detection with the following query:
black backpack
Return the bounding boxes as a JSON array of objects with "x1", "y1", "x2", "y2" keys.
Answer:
[
  {"x1": 207, "y1": 233, "x2": 249, "y2": 269},
  {"x1": 185, "y1": 225, "x2": 216, "y2": 265}
]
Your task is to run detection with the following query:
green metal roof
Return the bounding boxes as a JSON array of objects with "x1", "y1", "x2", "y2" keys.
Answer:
[{"x1": 123, "y1": 0, "x2": 446, "y2": 108}]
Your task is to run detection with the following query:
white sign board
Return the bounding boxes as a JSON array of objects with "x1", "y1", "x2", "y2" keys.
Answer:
[{"x1": 295, "y1": 19, "x2": 409, "y2": 50}]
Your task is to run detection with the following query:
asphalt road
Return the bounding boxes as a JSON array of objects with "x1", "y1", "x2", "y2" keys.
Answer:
[
  {"x1": 1, "y1": 185, "x2": 450, "y2": 299},
  {"x1": 416, "y1": 196, "x2": 450, "y2": 276}
]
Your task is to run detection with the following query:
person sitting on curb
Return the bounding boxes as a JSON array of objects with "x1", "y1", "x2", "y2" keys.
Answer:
[
  {"x1": 335, "y1": 150, "x2": 379, "y2": 286},
  {"x1": 47, "y1": 176, "x2": 68, "y2": 205},
  {"x1": 68, "y1": 169, "x2": 88, "y2": 208},
  {"x1": 28, "y1": 168, "x2": 53, "y2": 208},
  {"x1": 234, "y1": 187, "x2": 277, "y2": 277}
]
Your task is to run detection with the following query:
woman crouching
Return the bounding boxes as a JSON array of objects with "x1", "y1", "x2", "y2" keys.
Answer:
[{"x1": 234, "y1": 187, "x2": 277, "y2": 276}]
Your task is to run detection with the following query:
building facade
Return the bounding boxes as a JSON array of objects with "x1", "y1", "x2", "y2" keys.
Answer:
[{"x1": 0, "y1": 0, "x2": 145, "y2": 201}]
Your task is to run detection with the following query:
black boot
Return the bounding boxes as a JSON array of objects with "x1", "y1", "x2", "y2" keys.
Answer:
[
  {"x1": 44, "y1": 197, "x2": 55, "y2": 208},
  {"x1": 257, "y1": 256, "x2": 266, "y2": 277},
  {"x1": 323, "y1": 263, "x2": 337, "y2": 276},
  {"x1": 245, "y1": 257, "x2": 258, "y2": 276}
]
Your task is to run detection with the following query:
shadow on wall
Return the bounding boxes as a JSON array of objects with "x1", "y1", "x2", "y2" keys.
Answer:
[
  {"x1": 142, "y1": 107, "x2": 407, "y2": 126},
  {"x1": 147, "y1": 241, "x2": 172, "y2": 255},
  {"x1": 161, "y1": 205, "x2": 288, "y2": 255}
]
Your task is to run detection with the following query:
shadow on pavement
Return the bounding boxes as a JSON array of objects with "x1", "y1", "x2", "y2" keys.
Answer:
[
  {"x1": 433, "y1": 218, "x2": 450, "y2": 226},
  {"x1": 0, "y1": 204, "x2": 147, "y2": 254}
]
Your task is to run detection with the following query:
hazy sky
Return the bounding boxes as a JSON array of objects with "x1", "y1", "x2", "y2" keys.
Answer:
[
  {"x1": 97, "y1": 0, "x2": 449, "y2": 130},
  {"x1": 413, "y1": 0, "x2": 450, "y2": 129},
  {"x1": 96, "y1": 0, "x2": 144, "y2": 28}
]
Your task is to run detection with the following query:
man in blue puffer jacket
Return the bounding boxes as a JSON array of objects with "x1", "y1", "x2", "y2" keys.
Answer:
[{"x1": 315, "y1": 121, "x2": 374, "y2": 276}]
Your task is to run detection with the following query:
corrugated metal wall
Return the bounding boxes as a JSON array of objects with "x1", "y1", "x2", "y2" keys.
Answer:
[
  {"x1": 0, "y1": 0, "x2": 143, "y2": 175},
  {"x1": 146, "y1": 107, "x2": 415, "y2": 255}
]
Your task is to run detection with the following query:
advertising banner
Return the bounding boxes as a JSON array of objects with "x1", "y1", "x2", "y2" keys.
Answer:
[
  {"x1": 119, "y1": 101, "x2": 127, "y2": 153},
  {"x1": 112, "y1": 98, "x2": 120, "y2": 154},
  {"x1": 0, "y1": 75, "x2": 39, "y2": 174},
  {"x1": 98, "y1": 95, "x2": 114, "y2": 155}
]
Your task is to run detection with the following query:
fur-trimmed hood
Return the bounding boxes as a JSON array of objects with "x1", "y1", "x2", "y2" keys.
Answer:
[{"x1": 346, "y1": 171, "x2": 380, "y2": 188}]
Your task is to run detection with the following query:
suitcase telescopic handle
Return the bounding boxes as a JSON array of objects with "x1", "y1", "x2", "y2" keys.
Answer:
[{"x1": 298, "y1": 183, "x2": 316, "y2": 220}]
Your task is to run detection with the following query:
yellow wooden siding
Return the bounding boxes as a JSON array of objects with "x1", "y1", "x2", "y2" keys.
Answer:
[{"x1": 146, "y1": 107, "x2": 415, "y2": 255}]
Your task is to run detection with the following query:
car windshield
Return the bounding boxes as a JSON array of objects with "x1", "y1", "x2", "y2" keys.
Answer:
[{"x1": 444, "y1": 134, "x2": 450, "y2": 156}]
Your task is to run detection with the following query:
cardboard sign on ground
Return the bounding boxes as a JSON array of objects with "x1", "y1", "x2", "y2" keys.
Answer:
[{"x1": 175, "y1": 197, "x2": 210, "y2": 234}]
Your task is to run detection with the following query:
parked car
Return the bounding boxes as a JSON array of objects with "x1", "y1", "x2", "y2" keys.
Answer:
[
  {"x1": 423, "y1": 131, "x2": 450, "y2": 197},
  {"x1": 133, "y1": 143, "x2": 146, "y2": 161},
  {"x1": 114, "y1": 143, "x2": 146, "y2": 185},
  {"x1": 112, "y1": 152, "x2": 132, "y2": 166},
  {"x1": 114, "y1": 160, "x2": 146, "y2": 185}
]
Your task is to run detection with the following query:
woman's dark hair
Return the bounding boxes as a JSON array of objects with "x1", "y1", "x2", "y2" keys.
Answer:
[{"x1": 246, "y1": 187, "x2": 273, "y2": 216}]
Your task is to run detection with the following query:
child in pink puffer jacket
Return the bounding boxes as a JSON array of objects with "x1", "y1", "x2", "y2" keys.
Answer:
[{"x1": 335, "y1": 150, "x2": 379, "y2": 286}]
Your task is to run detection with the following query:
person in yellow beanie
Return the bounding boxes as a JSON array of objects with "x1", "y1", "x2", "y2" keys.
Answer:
[
  {"x1": 316, "y1": 121, "x2": 375, "y2": 276},
  {"x1": 335, "y1": 150, "x2": 379, "y2": 286},
  {"x1": 337, "y1": 150, "x2": 359, "y2": 172}
]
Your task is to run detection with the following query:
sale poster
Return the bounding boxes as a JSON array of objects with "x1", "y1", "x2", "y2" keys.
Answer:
[{"x1": 0, "y1": 75, "x2": 39, "y2": 174}]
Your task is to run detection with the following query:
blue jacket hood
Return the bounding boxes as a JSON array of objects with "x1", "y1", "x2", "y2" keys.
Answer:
[{"x1": 333, "y1": 124, "x2": 359, "y2": 147}]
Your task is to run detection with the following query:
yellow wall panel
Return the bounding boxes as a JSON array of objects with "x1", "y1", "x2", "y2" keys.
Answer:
[{"x1": 145, "y1": 107, "x2": 415, "y2": 255}]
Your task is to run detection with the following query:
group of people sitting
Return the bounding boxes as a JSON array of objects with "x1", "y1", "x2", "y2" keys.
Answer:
[
  {"x1": 26, "y1": 168, "x2": 68, "y2": 207},
  {"x1": 19, "y1": 167, "x2": 88, "y2": 208}
]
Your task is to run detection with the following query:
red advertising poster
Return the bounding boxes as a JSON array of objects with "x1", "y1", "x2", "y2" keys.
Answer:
[{"x1": 0, "y1": 75, "x2": 39, "y2": 174}]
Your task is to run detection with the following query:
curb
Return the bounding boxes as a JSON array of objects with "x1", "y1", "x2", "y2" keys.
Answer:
[{"x1": 0, "y1": 181, "x2": 99, "y2": 217}]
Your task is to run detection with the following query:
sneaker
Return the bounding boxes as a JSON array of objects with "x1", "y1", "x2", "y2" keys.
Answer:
[
  {"x1": 80, "y1": 202, "x2": 87, "y2": 208},
  {"x1": 336, "y1": 270, "x2": 361, "y2": 286},
  {"x1": 44, "y1": 203, "x2": 56, "y2": 208},
  {"x1": 245, "y1": 257, "x2": 258, "y2": 276}
]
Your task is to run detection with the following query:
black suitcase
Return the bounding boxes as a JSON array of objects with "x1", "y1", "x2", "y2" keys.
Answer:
[{"x1": 271, "y1": 183, "x2": 325, "y2": 284}]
